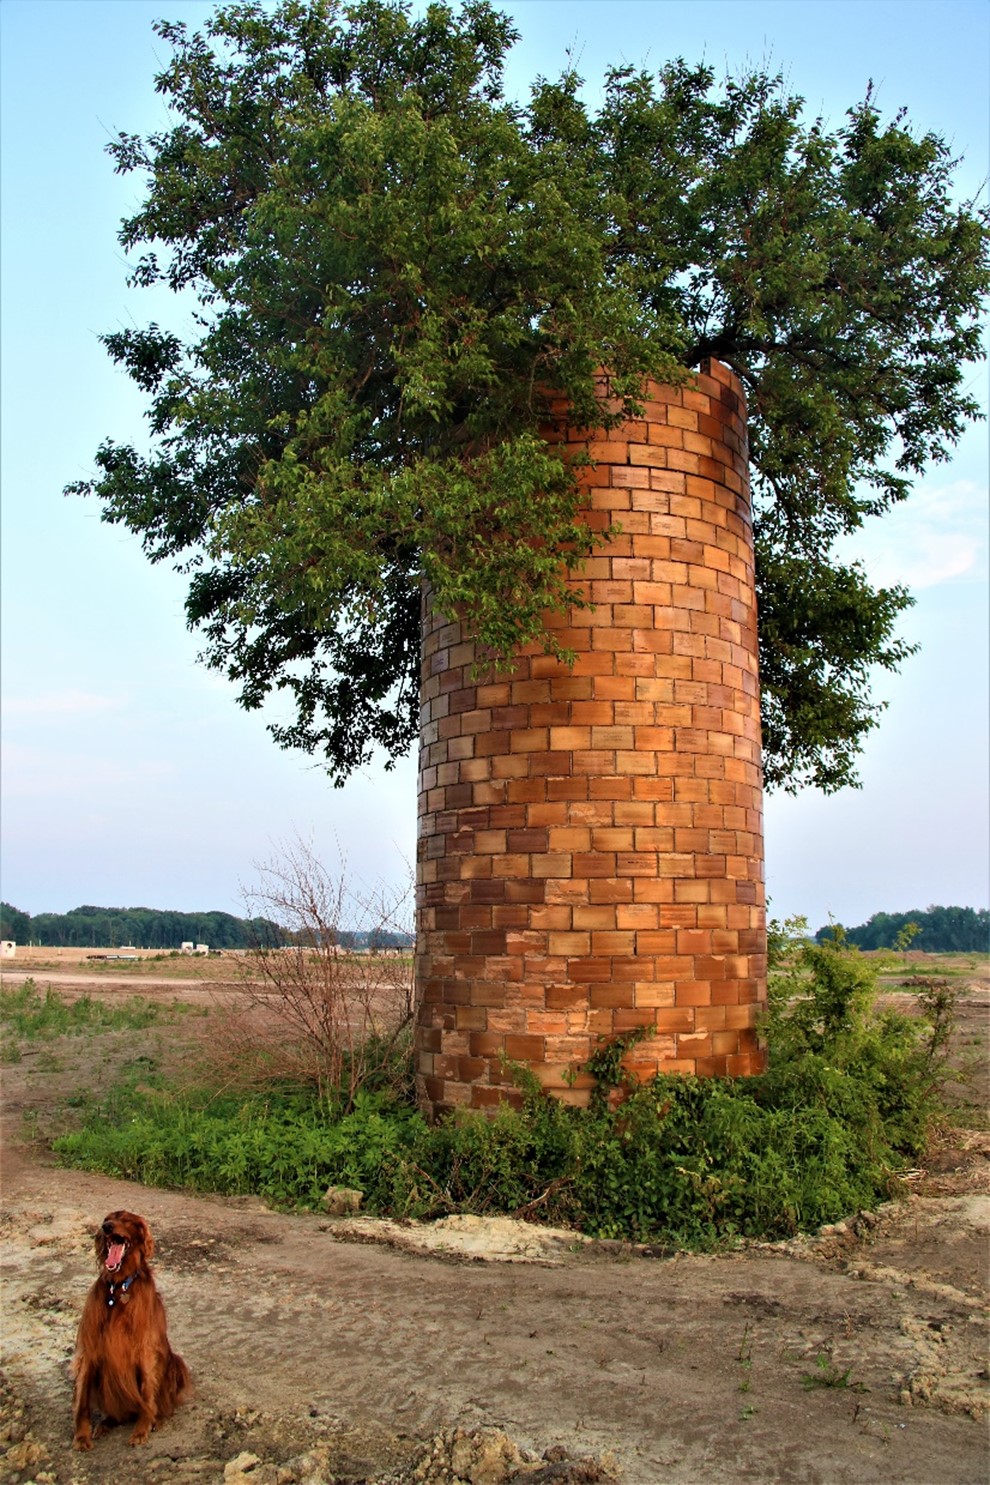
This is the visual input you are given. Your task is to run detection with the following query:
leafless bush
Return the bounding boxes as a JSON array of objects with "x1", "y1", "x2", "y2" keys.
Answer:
[{"x1": 209, "y1": 839, "x2": 414, "y2": 1109}]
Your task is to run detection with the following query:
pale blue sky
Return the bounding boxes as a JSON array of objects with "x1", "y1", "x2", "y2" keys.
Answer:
[{"x1": 1, "y1": 0, "x2": 988, "y2": 930}]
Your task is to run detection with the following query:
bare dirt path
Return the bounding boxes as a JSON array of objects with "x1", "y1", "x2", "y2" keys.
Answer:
[
  {"x1": 1, "y1": 977, "x2": 987, "y2": 1485},
  {"x1": 0, "y1": 973, "x2": 220, "y2": 994}
]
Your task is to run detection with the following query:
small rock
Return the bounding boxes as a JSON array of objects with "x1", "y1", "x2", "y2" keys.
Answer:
[
  {"x1": 450, "y1": 1427, "x2": 528, "y2": 1484},
  {"x1": 279, "y1": 1444, "x2": 333, "y2": 1482},
  {"x1": 323, "y1": 1186, "x2": 364, "y2": 1216},
  {"x1": 3, "y1": 1439, "x2": 48, "y2": 1470},
  {"x1": 226, "y1": 1450, "x2": 263, "y2": 1478}
]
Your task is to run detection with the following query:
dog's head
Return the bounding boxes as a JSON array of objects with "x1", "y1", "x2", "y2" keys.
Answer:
[{"x1": 95, "y1": 1210, "x2": 154, "y2": 1279}]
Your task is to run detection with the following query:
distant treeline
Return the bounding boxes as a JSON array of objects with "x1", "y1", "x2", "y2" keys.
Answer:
[
  {"x1": 0, "y1": 902, "x2": 413, "y2": 952},
  {"x1": 816, "y1": 905, "x2": 989, "y2": 953},
  {"x1": 0, "y1": 901, "x2": 282, "y2": 950}
]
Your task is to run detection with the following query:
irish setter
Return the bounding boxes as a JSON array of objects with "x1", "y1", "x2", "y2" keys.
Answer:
[{"x1": 72, "y1": 1210, "x2": 190, "y2": 1449}]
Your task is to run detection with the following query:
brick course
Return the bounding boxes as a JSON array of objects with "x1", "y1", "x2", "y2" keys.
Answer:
[{"x1": 415, "y1": 362, "x2": 766, "y2": 1115}]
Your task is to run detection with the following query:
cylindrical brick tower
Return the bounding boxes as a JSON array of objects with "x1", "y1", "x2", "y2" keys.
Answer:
[{"x1": 415, "y1": 360, "x2": 766, "y2": 1115}]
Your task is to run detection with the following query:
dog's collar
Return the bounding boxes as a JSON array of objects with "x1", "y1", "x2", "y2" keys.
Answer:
[{"x1": 107, "y1": 1272, "x2": 137, "y2": 1307}]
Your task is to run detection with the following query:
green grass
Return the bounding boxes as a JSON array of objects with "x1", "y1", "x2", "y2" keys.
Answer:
[
  {"x1": 801, "y1": 1354, "x2": 868, "y2": 1392},
  {"x1": 1, "y1": 978, "x2": 192, "y2": 1054}
]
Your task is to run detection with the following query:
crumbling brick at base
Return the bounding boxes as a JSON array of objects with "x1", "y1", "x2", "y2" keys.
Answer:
[{"x1": 415, "y1": 360, "x2": 767, "y2": 1116}]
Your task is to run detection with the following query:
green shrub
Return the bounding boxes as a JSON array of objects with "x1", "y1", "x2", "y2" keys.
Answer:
[
  {"x1": 757, "y1": 925, "x2": 948, "y2": 1159},
  {"x1": 387, "y1": 1072, "x2": 580, "y2": 1222},
  {"x1": 56, "y1": 1084, "x2": 424, "y2": 1210}
]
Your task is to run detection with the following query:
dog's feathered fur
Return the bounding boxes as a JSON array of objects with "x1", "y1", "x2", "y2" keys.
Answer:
[{"x1": 72, "y1": 1210, "x2": 190, "y2": 1449}]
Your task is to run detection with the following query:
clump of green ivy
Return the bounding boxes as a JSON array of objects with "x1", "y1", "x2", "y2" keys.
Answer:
[{"x1": 50, "y1": 930, "x2": 957, "y2": 1244}]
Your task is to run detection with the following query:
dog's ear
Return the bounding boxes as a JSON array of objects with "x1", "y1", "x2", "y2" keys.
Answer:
[
  {"x1": 95, "y1": 1212, "x2": 113, "y2": 1260},
  {"x1": 135, "y1": 1216, "x2": 155, "y2": 1261}
]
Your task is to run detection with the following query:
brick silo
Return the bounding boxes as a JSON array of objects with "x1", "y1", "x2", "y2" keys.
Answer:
[{"x1": 414, "y1": 360, "x2": 766, "y2": 1115}]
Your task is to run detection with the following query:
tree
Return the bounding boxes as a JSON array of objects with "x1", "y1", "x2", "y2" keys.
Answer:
[
  {"x1": 0, "y1": 903, "x2": 31, "y2": 942},
  {"x1": 13, "y1": 903, "x2": 285, "y2": 949},
  {"x1": 68, "y1": 0, "x2": 989, "y2": 792},
  {"x1": 819, "y1": 905, "x2": 990, "y2": 953}
]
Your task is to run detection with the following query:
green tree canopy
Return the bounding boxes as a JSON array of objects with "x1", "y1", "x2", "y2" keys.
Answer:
[
  {"x1": 69, "y1": 0, "x2": 989, "y2": 791},
  {"x1": 818, "y1": 905, "x2": 990, "y2": 953},
  {"x1": 0, "y1": 902, "x2": 31, "y2": 943},
  {"x1": 13, "y1": 904, "x2": 287, "y2": 950}
]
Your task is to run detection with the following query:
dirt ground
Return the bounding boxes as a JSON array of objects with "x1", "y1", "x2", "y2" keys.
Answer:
[{"x1": 0, "y1": 962, "x2": 987, "y2": 1485}]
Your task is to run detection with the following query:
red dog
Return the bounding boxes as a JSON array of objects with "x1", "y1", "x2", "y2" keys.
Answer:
[{"x1": 72, "y1": 1210, "x2": 190, "y2": 1449}]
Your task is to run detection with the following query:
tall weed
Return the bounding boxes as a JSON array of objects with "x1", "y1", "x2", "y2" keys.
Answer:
[
  {"x1": 758, "y1": 924, "x2": 949, "y2": 1158},
  {"x1": 208, "y1": 839, "x2": 414, "y2": 1111}
]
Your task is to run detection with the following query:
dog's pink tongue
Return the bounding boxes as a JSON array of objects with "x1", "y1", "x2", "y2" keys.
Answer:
[{"x1": 106, "y1": 1241, "x2": 126, "y2": 1271}]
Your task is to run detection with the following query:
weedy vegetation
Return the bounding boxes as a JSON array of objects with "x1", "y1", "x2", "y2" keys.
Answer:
[
  {"x1": 40, "y1": 914, "x2": 969, "y2": 1247},
  {"x1": 0, "y1": 979, "x2": 191, "y2": 1061},
  {"x1": 801, "y1": 1352, "x2": 869, "y2": 1393}
]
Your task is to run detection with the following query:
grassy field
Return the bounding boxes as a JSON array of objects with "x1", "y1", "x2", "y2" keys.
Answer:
[{"x1": 873, "y1": 948, "x2": 989, "y2": 983}]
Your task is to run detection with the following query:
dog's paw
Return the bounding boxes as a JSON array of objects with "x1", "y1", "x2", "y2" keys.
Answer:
[
  {"x1": 129, "y1": 1426, "x2": 151, "y2": 1446},
  {"x1": 73, "y1": 1435, "x2": 93, "y2": 1451}
]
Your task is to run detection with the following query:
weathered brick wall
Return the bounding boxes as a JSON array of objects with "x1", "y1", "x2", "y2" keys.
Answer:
[{"x1": 415, "y1": 361, "x2": 766, "y2": 1115}]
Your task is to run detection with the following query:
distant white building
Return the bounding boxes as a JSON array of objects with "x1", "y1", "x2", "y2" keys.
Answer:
[
  {"x1": 180, "y1": 941, "x2": 209, "y2": 955},
  {"x1": 1, "y1": 941, "x2": 15, "y2": 959}
]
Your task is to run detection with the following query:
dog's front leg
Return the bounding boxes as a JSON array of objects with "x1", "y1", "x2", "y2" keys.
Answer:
[
  {"x1": 129, "y1": 1388, "x2": 156, "y2": 1445},
  {"x1": 71, "y1": 1360, "x2": 96, "y2": 1450},
  {"x1": 129, "y1": 1352, "x2": 161, "y2": 1445},
  {"x1": 129, "y1": 1413, "x2": 155, "y2": 1445}
]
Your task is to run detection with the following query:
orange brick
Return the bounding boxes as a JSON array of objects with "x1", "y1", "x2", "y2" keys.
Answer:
[
  {"x1": 673, "y1": 981, "x2": 713, "y2": 1006},
  {"x1": 590, "y1": 931, "x2": 636, "y2": 955},
  {"x1": 546, "y1": 984, "x2": 591, "y2": 1010},
  {"x1": 615, "y1": 903, "x2": 661, "y2": 929},
  {"x1": 572, "y1": 905, "x2": 619, "y2": 930},
  {"x1": 636, "y1": 930, "x2": 679, "y2": 955},
  {"x1": 570, "y1": 701, "x2": 617, "y2": 725},
  {"x1": 591, "y1": 726, "x2": 635, "y2": 750},
  {"x1": 588, "y1": 878, "x2": 635, "y2": 903},
  {"x1": 504, "y1": 1034, "x2": 546, "y2": 1061},
  {"x1": 530, "y1": 853, "x2": 575, "y2": 878},
  {"x1": 548, "y1": 932, "x2": 592, "y2": 957}
]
